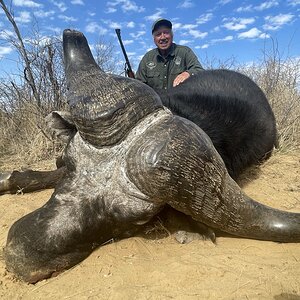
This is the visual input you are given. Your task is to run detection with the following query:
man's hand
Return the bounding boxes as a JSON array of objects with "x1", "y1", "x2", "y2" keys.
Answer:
[{"x1": 173, "y1": 71, "x2": 190, "y2": 87}]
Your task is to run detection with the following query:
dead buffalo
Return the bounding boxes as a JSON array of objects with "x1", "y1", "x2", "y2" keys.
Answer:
[
  {"x1": 3, "y1": 29, "x2": 300, "y2": 284},
  {"x1": 156, "y1": 70, "x2": 278, "y2": 179}
]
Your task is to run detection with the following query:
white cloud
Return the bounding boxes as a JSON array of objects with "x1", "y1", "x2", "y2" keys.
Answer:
[
  {"x1": 173, "y1": 23, "x2": 207, "y2": 39},
  {"x1": 101, "y1": 19, "x2": 124, "y2": 30},
  {"x1": 196, "y1": 13, "x2": 213, "y2": 25},
  {"x1": 51, "y1": 1, "x2": 67, "y2": 12},
  {"x1": 107, "y1": 21, "x2": 122, "y2": 29},
  {"x1": 263, "y1": 13, "x2": 294, "y2": 30},
  {"x1": 71, "y1": 0, "x2": 84, "y2": 5},
  {"x1": 178, "y1": 39, "x2": 191, "y2": 45},
  {"x1": 223, "y1": 35, "x2": 234, "y2": 41},
  {"x1": 85, "y1": 22, "x2": 108, "y2": 35},
  {"x1": 177, "y1": 0, "x2": 195, "y2": 9},
  {"x1": 189, "y1": 29, "x2": 208, "y2": 39},
  {"x1": 238, "y1": 27, "x2": 270, "y2": 39},
  {"x1": 127, "y1": 21, "x2": 135, "y2": 28},
  {"x1": 58, "y1": 15, "x2": 77, "y2": 22},
  {"x1": 0, "y1": 46, "x2": 14, "y2": 57},
  {"x1": 259, "y1": 32, "x2": 271, "y2": 39},
  {"x1": 224, "y1": 23, "x2": 245, "y2": 31},
  {"x1": 106, "y1": 0, "x2": 145, "y2": 13},
  {"x1": 129, "y1": 31, "x2": 146, "y2": 38},
  {"x1": 13, "y1": 0, "x2": 42, "y2": 8},
  {"x1": 236, "y1": 5, "x2": 252, "y2": 13},
  {"x1": 223, "y1": 18, "x2": 255, "y2": 31},
  {"x1": 34, "y1": 10, "x2": 55, "y2": 18},
  {"x1": 122, "y1": 40, "x2": 133, "y2": 45},
  {"x1": 288, "y1": 0, "x2": 300, "y2": 6},
  {"x1": 255, "y1": 0, "x2": 279, "y2": 11},
  {"x1": 126, "y1": 51, "x2": 136, "y2": 59},
  {"x1": 172, "y1": 23, "x2": 182, "y2": 30},
  {"x1": 0, "y1": 30, "x2": 15, "y2": 39},
  {"x1": 211, "y1": 26, "x2": 220, "y2": 33},
  {"x1": 212, "y1": 35, "x2": 233, "y2": 43},
  {"x1": 145, "y1": 9, "x2": 166, "y2": 22},
  {"x1": 105, "y1": 7, "x2": 117, "y2": 13},
  {"x1": 218, "y1": 0, "x2": 232, "y2": 5},
  {"x1": 236, "y1": 0, "x2": 278, "y2": 12},
  {"x1": 181, "y1": 24, "x2": 198, "y2": 30},
  {"x1": 238, "y1": 28, "x2": 260, "y2": 38},
  {"x1": 201, "y1": 44, "x2": 209, "y2": 49},
  {"x1": 200, "y1": 35, "x2": 234, "y2": 49},
  {"x1": 123, "y1": 1, "x2": 145, "y2": 13},
  {"x1": 15, "y1": 11, "x2": 32, "y2": 24}
]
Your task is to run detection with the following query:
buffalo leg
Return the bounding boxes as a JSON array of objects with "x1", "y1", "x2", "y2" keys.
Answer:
[{"x1": 0, "y1": 167, "x2": 67, "y2": 195}]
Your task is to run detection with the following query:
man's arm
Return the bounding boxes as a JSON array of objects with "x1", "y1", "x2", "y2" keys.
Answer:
[
  {"x1": 185, "y1": 47, "x2": 204, "y2": 75},
  {"x1": 173, "y1": 47, "x2": 203, "y2": 87}
]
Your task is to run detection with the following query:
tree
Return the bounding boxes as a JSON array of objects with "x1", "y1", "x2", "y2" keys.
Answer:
[{"x1": 0, "y1": 0, "x2": 41, "y2": 106}]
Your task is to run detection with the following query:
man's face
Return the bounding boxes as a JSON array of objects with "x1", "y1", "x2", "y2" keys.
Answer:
[{"x1": 153, "y1": 26, "x2": 173, "y2": 52}]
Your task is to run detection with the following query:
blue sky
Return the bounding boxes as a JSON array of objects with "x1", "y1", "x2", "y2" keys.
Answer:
[{"x1": 0, "y1": 0, "x2": 299, "y2": 76}]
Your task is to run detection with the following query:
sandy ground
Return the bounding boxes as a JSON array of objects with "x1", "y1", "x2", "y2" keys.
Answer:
[{"x1": 0, "y1": 151, "x2": 300, "y2": 300}]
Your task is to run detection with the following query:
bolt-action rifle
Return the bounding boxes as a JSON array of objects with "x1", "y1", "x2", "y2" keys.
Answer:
[{"x1": 115, "y1": 28, "x2": 135, "y2": 78}]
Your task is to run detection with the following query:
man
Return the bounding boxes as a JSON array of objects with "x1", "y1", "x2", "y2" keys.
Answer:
[{"x1": 136, "y1": 18, "x2": 204, "y2": 91}]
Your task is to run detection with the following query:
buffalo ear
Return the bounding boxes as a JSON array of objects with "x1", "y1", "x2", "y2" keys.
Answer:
[{"x1": 45, "y1": 111, "x2": 77, "y2": 143}]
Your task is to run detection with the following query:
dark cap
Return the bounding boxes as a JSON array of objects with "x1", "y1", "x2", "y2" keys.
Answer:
[{"x1": 151, "y1": 18, "x2": 172, "y2": 34}]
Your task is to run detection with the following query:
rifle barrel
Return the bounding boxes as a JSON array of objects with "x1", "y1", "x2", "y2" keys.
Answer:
[{"x1": 115, "y1": 28, "x2": 134, "y2": 77}]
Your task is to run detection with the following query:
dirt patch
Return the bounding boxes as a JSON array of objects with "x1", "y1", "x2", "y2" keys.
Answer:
[{"x1": 0, "y1": 151, "x2": 300, "y2": 299}]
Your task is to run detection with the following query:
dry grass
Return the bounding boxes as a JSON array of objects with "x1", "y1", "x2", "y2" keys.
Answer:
[
  {"x1": 269, "y1": 85, "x2": 300, "y2": 152},
  {"x1": 0, "y1": 102, "x2": 63, "y2": 169},
  {"x1": 238, "y1": 56, "x2": 300, "y2": 152}
]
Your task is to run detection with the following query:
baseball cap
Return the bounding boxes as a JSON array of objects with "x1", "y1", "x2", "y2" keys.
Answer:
[{"x1": 151, "y1": 18, "x2": 172, "y2": 34}]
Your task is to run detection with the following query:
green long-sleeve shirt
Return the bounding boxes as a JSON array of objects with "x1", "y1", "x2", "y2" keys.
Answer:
[{"x1": 136, "y1": 43, "x2": 203, "y2": 91}]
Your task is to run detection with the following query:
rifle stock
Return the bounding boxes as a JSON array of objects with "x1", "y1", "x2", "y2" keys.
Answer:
[{"x1": 115, "y1": 29, "x2": 135, "y2": 78}]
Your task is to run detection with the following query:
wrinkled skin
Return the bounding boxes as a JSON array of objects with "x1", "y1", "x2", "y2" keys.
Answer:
[{"x1": 4, "y1": 30, "x2": 300, "y2": 284}]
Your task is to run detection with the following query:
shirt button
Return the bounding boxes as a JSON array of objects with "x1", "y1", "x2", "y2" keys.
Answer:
[
  {"x1": 164, "y1": 87, "x2": 167, "y2": 89},
  {"x1": 164, "y1": 76, "x2": 167, "y2": 78}
]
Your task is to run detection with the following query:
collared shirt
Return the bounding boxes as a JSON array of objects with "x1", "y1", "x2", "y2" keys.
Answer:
[{"x1": 136, "y1": 43, "x2": 203, "y2": 91}]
